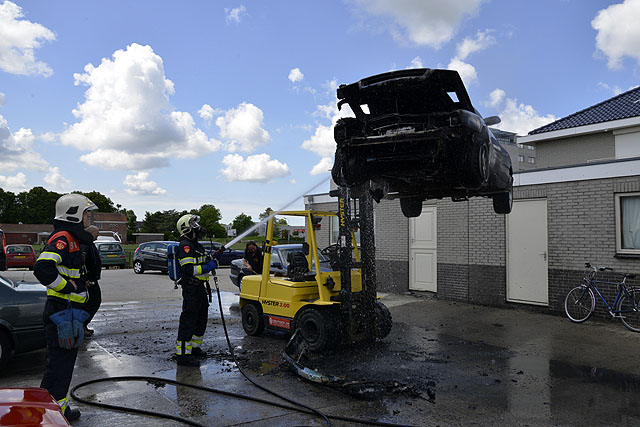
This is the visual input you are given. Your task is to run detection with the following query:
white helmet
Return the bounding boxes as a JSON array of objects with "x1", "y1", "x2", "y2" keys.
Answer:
[
  {"x1": 177, "y1": 214, "x2": 201, "y2": 237},
  {"x1": 54, "y1": 194, "x2": 98, "y2": 223}
]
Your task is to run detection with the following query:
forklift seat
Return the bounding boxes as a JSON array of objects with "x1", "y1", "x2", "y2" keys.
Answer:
[{"x1": 287, "y1": 251, "x2": 314, "y2": 281}]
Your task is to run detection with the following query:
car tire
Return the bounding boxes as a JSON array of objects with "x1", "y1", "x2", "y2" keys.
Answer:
[
  {"x1": 241, "y1": 302, "x2": 265, "y2": 336},
  {"x1": 0, "y1": 329, "x2": 12, "y2": 373},
  {"x1": 462, "y1": 139, "x2": 490, "y2": 189},
  {"x1": 492, "y1": 189, "x2": 513, "y2": 214},
  {"x1": 400, "y1": 197, "x2": 423, "y2": 218},
  {"x1": 133, "y1": 260, "x2": 144, "y2": 274},
  {"x1": 332, "y1": 148, "x2": 367, "y2": 188}
]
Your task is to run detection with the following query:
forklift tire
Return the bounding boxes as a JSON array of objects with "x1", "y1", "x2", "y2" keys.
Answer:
[
  {"x1": 241, "y1": 302, "x2": 265, "y2": 336},
  {"x1": 375, "y1": 301, "x2": 392, "y2": 339},
  {"x1": 295, "y1": 308, "x2": 333, "y2": 352}
]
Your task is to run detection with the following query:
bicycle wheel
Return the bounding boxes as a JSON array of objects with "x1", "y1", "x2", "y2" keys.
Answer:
[
  {"x1": 564, "y1": 285, "x2": 595, "y2": 323},
  {"x1": 617, "y1": 289, "x2": 640, "y2": 332}
]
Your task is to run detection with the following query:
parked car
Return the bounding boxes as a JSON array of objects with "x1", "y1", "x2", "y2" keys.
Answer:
[
  {"x1": 4, "y1": 245, "x2": 37, "y2": 270},
  {"x1": 133, "y1": 241, "x2": 174, "y2": 274},
  {"x1": 229, "y1": 243, "x2": 332, "y2": 288},
  {"x1": 0, "y1": 388, "x2": 70, "y2": 426},
  {"x1": 0, "y1": 274, "x2": 47, "y2": 372},
  {"x1": 331, "y1": 68, "x2": 513, "y2": 217},
  {"x1": 199, "y1": 241, "x2": 244, "y2": 266},
  {"x1": 95, "y1": 242, "x2": 126, "y2": 269}
]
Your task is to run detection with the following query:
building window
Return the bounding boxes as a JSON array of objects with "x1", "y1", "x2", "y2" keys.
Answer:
[
  {"x1": 517, "y1": 143, "x2": 524, "y2": 149},
  {"x1": 528, "y1": 157, "x2": 536, "y2": 164},
  {"x1": 518, "y1": 155, "x2": 525, "y2": 163},
  {"x1": 616, "y1": 193, "x2": 640, "y2": 255},
  {"x1": 527, "y1": 145, "x2": 535, "y2": 150}
]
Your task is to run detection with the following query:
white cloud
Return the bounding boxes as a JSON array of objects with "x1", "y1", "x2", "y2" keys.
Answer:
[
  {"x1": 289, "y1": 178, "x2": 297, "y2": 184},
  {"x1": 310, "y1": 157, "x2": 333, "y2": 175},
  {"x1": 597, "y1": 82, "x2": 623, "y2": 96},
  {"x1": 302, "y1": 101, "x2": 355, "y2": 175},
  {"x1": 0, "y1": 114, "x2": 49, "y2": 172},
  {"x1": 0, "y1": 1, "x2": 55, "y2": 77},
  {"x1": 0, "y1": 92, "x2": 5, "y2": 106},
  {"x1": 288, "y1": 67, "x2": 304, "y2": 83},
  {"x1": 455, "y1": 29, "x2": 495, "y2": 60},
  {"x1": 487, "y1": 89, "x2": 556, "y2": 136},
  {"x1": 447, "y1": 57, "x2": 477, "y2": 85},
  {"x1": 592, "y1": 0, "x2": 640, "y2": 69},
  {"x1": 225, "y1": 5, "x2": 247, "y2": 23},
  {"x1": 446, "y1": 30, "x2": 495, "y2": 86},
  {"x1": 60, "y1": 43, "x2": 222, "y2": 170},
  {"x1": 198, "y1": 104, "x2": 215, "y2": 126},
  {"x1": 44, "y1": 166, "x2": 72, "y2": 192},
  {"x1": 123, "y1": 171, "x2": 166, "y2": 195},
  {"x1": 350, "y1": 0, "x2": 483, "y2": 48},
  {"x1": 216, "y1": 102, "x2": 270, "y2": 152},
  {"x1": 0, "y1": 172, "x2": 27, "y2": 192},
  {"x1": 408, "y1": 56, "x2": 424, "y2": 69},
  {"x1": 220, "y1": 153, "x2": 290, "y2": 182}
]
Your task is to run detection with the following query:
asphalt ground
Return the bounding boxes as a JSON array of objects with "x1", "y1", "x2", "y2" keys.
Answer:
[{"x1": 2, "y1": 267, "x2": 640, "y2": 426}]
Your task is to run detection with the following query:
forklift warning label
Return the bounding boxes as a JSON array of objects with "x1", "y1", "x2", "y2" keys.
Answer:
[{"x1": 268, "y1": 315, "x2": 291, "y2": 330}]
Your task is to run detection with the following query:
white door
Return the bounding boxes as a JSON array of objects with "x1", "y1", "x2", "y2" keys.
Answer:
[
  {"x1": 506, "y1": 199, "x2": 549, "y2": 305},
  {"x1": 409, "y1": 205, "x2": 437, "y2": 292}
]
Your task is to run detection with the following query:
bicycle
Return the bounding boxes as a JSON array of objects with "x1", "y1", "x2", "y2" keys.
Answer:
[{"x1": 564, "y1": 262, "x2": 640, "y2": 332}]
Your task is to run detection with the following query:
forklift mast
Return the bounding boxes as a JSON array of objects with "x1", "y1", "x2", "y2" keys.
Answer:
[{"x1": 336, "y1": 185, "x2": 378, "y2": 343}]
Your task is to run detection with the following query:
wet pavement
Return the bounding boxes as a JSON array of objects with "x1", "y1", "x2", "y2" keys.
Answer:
[{"x1": 2, "y1": 269, "x2": 640, "y2": 426}]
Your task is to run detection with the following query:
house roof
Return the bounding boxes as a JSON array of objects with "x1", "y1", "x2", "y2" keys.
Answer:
[
  {"x1": 0, "y1": 224, "x2": 54, "y2": 233},
  {"x1": 529, "y1": 86, "x2": 640, "y2": 135}
]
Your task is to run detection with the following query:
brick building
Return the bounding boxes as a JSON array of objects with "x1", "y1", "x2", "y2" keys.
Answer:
[
  {"x1": 91, "y1": 212, "x2": 127, "y2": 242},
  {"x1": 306, "y1": 87, "x2": 640, "y2": 316}
]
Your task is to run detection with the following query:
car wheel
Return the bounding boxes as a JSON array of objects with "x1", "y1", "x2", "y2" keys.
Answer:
[
  {"x1": 400, "y1": 197, "x2": 423, "y2": 218},
  {"x1": 241, "y1": 302, "x2": 264, "y2": 336},
  {"x1": 463, "y1": 140, "x2": 490, "y2": 189},
  {"x1": 133, "y1": 260, "x2": 144, "y2": 274},
  {"x1": 492, "y1": 189, "x2": 513, "y2": 214},
  {"x1": 0, "y1": 329, "x2": 12, "y2": 372}
]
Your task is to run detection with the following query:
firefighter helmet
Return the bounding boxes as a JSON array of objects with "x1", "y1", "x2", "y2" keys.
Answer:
[
  {"x1": 177, "y1": 214, "x2": 201, "y2": 237},
  {"x1": 54, "y1": 194, "x2": 98, "y2": 223}
]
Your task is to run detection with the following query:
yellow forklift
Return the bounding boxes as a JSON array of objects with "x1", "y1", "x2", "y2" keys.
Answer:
[{"x1": 239, "y1": 197, "x2": 392, "y2": 352}]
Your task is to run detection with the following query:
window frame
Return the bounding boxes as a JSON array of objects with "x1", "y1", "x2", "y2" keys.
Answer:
[{"x1": 615, "y1": 192, "x2": 640, "y2": 255}]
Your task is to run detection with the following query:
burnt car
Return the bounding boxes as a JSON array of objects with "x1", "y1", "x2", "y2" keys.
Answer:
[
  {"x1": 229, "y1": 243, "x2": 332, "y2": 288},
  {"x1": 199, "y1": 241, "x2": 244, "y2": 266},
  {"x1": 331, "y1": 68, "x2": 513, "y2": 217},
  {"x1": 4, "y1": 245, "x2": 37, "y2": 270},
  {"x1": 0, "y1": 274, "x2": 47, "y2": 372}
]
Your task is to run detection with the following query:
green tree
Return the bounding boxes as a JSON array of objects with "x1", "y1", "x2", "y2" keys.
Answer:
[
  {"x1": 16, "y1": 187, "x2": 61, "y2": 223},
  {"x1": 141, "y1": 209, "x2": 187, "y2": 240},
  {"x1": 126, "y1": 209, "x2": 137, "y2": 242},
  {"x1": 0, "y1": 189, "x2": 18, "y2": 223},
  {"x1": 231, "y1": 213, "x2": 254, "y2": 235},
  {"x1": 193, "y1": 204, "x2": 226, "y2": 238}
]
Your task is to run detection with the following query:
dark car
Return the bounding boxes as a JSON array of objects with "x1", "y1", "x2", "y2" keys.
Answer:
[
  {"x1": 4, "y1": 244, "x2": 36, "y2": 270},
  {"x1": 95, "y1": 242, "x2": 126, "y2": 269},
  {"x1": 0, "y1": 274, "x2": 47, "y2": 372},
  {"x1": 133, "y1": 241, "x2": 174, "y2": 274},
  {"x1": 199, "y1": 241, "x2": 244, "y2": 266},
  {"x1": 229, "y1": 243, "x2": 331, "y2": 288},
  {"x1": 331, "y1": 68, "x2": 513, "y2": 217}
]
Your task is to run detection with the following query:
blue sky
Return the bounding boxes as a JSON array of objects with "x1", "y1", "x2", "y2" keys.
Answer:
[{"x1": 1, "y1": 0, "x2": 639, "y2": 224}]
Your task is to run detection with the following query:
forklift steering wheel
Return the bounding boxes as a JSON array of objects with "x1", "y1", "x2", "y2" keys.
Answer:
[{"x1": 320, "y1": 244, "x2": 339, "y2": 257}]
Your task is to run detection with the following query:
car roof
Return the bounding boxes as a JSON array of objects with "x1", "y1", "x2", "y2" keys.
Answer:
[
  {"x1": 5, "y1": 244, "x2": 33, "y2": 247},
  {"x1": 140, "y1": 240, "x2": 175, "y2": 244}
]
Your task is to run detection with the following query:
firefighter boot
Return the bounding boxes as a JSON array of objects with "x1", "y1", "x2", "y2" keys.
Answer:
[
  {"x1": 64, "y1": 407, "x2": 81, "y2": 421},
  {"x1": 176, "y1": 354, "x2": 200, "y2": 366}
]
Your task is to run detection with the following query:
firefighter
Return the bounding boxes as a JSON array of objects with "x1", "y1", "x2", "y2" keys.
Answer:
[
  {"x1": 33, "y1": 193, "x2": 97, "y2": 422},
  {"x1": 175, "y1": 214, "x2": 217, "y2": 367}
]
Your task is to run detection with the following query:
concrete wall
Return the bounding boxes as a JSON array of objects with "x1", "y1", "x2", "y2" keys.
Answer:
[{"x1": 535, "y1": 133, "x2": 615, "y2": 168}]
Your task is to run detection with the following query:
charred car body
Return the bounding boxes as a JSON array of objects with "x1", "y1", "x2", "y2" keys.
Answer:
[{"x1": 331, "y1": 68, "x2": 513, "y2": 217}]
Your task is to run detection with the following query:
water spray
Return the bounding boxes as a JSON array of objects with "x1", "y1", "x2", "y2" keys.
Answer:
[{"x1": 224, "y1": 176, "x2": 330, "y2": 248}]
